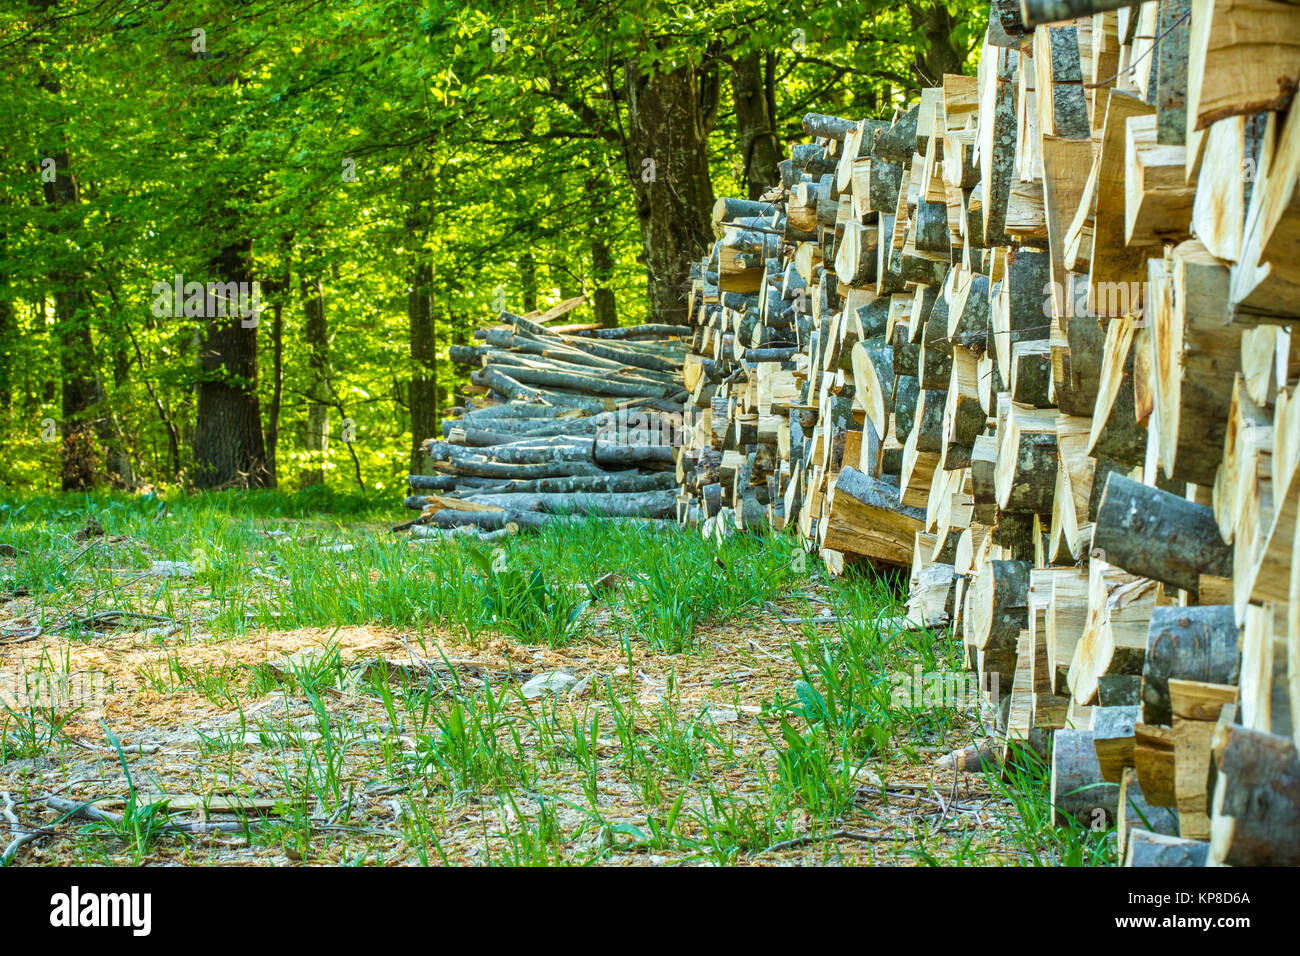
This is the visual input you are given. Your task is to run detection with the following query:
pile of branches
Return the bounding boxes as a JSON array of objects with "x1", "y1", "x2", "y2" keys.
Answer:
[{"x1": 400, "y1": 308, "x2": 691, "y2": 538}]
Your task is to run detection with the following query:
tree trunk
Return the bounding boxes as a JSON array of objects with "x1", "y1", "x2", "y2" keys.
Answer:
[
  {"x1": 98, "y1": 300, "x2": 136, "y2": 489},
  {"x1": 0, "y1": 230, "x2": 14, "y2": 410},
  {"x1": 586, "y1": 169, "x2": 618, "y2": 328},
  {"x1": 299, "y1": 272, "x2": 330, "y2": 487},
  {"x1": 520, "y1": 251, "x2": 539, "y2": 314},
  {"x1": 41, "y1": 147, "x2": 105, "y2": 491},
  {"x1": 909, "y1": 1, "x2": 967, "y2": 87},
  {"x1": 263, "y1": 265, "x2": 288, "y2": 489},
  {"x1": 408, "y1": 254, "x2": 438, "y2": 474},
  {"x1": 191, "y1": 236, "x2": 269, "y2": 488},
  {"x1": 623, "y1": 57, "x2": 716, "y2": 327},
  {"x1": 546, "y1": 165, "x2": 579, "y2": 302},
  {"x1": 731, "y1": 51, "x2": 783, "y2": 199}
]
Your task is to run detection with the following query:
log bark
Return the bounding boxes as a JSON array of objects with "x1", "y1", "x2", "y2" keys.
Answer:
[
  {"x1": 894, "y1": 375, "x2": 920, "y2": 444},
  {"x1": 1152, "y1": 241, "x2": 1240, "y2": 486},
  {"x1": 426, "y1": 508, "x2": 676, "y2": 532},
  {"x1": 1210, "y1": 721, "x2": 1300, "y2": 866},
  {"x1": 1140, "y1": 605, "x2": 1241, "y2": 726},
  {"x1": 1093, "y1": 473, "x2": 1234, "y2": 594},
  {"x1": 451, "y1": 489, "x2": 678, "y2": 519},
  {"x1": 1119, "y1": 767, "x2": 1180, "y2": 859},
  {"x1": 1020, "y1": 0, "x2": 1142, "y2": 27},
  {"x1": 820, "y1": 468, "x2": 925, "y2": 567},
  {"x1": 802, "y1": 112, "x2": 859, "y2": 142},
  {"x1": 851, "y1": 340, "x2": 895, "y2": 438},
  {"x1": 1093, "y1": 705, "x2": 1141, "y2": 782},
  {"x1": 995, "y1": 406, "x2": 1059, "y2": 515},
  {"x1": 969, "y1": 559, "x2": 1030, "y2": 683},
  {"x1": 913, "y1": 388, "x2": 947, "y2": 454},
  {"x1": 872, "y1": 106, "x2": 919, "y2": 164},
  {"x1": 1051, "y1": 728, "x2": 1122, "y2": 827},
  {"x1": 979, "y1": 45, "x2": 1019, "y2": 246},
  {"x1": 1123, "y1": 829, "x2": 1208, "y2": 867},
  {"x1": 572, "y1": 324, "x2": 690, "y2": 340}
]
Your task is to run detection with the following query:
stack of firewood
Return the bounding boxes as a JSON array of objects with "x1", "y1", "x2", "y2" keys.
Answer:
[
  {"x1": 403, "y1": 298, "x2": 690, "y2": 536},
  {"x1": 674, "y1": 0, "x2": 1300, "y2": 865},
  {"x1": 673, "y1": 193, "x2": 802, "y2": 539}
]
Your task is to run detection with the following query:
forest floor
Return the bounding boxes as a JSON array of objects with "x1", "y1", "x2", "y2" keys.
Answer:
[{"x1": 0, "y1": 491, "x2": 1114, "y2": 866}]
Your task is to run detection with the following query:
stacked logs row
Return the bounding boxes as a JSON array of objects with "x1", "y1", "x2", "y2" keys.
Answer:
[
  {"x1": 673, "y1": 189, "x2": 802, "y2": 539},
  {"x1": 403, "y1": 306, "x2": 690, "y2": 536},
  {"x1": 675, "y1": 0, "x2": 1300, "y2": 867}
]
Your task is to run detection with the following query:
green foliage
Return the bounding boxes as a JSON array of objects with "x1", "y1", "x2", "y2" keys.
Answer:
[
  {"x1": 0, "y1": 0, "x2": 983, "y2": 493},
  {"x1": 467, "y1": 544, "x2": 590, "y2": 646}
]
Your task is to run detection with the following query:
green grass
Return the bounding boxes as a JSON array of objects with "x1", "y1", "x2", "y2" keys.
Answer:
[
  {"x1": 0, "y1": 489, "x2": 1115, "y2": 867},
  {"x1": 1, "y1": 489, "x2": 807, "y2": 651}
]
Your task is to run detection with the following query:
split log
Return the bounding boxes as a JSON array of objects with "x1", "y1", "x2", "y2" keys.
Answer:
[
  {"x1": 1009, "y1": 340, "x2": 1053, "y2": 408},
  {"x1": 850, "y1": 340, "x2": 895, "y2": 437},
  {"x1": 1209, "y1": 721, "x2": 1300, "y2": 866},
  {"x1": 991, "y1": 248, "x2": 1051, "y2": 385},
  {"x1": 969, "y1": 559, "x2": 1031, "y2": 683},
  {"x1": 900, "y1": 424, "x2": 940, "y2": 510},
  {"x1": 1051, "y1": 729, "x2": 1122, "y2": 827},
  {"x1": 834, "y1": 220, "x2": 878, "y2": 287},
  {"x1": 995, "y1": 406, "x2": 1059, "y2": 515},
  {"x1": 1151, "y1": 240, "x2": 1240, "y2": 486},
  {"x1": 1229, "y1": 105, "x2": 1300, "y2": 316},
  {"x1": 1092, "y1": 472, "x2": 1234, "y2": 594},
  {"x1": 946, "y1": 270, "x2": 991, "y2": 352},
  {"x1": 1086, "y1": 316, "x2": 1149, "y2": 468},
  {"x1": 1123, "y1": 829, "x2": 1209, "y2": 867},
  {"x1": 944, "y1": 346, "x2": 985, "y2": 455},
  {"x1": 1140, "y1": 604, "x2": 1241, "y2": 726},
  {"x1": 1135, "y1": 721, "x2": 1178, "y2": 807},
  {"x1": 1093, "y1": 705, "x2": 1141, "y2": 782},
  {"x1": 1187, "y1": 0, "x2": 1300, "y2": 130},
  {"x1": 913, "y1": 388, "x2": 947, "y2": 454},
  {"x1": 894, "y1": 375, "x2": 920, "y2": 443},
  {"x1": 979, "y1": 44, "x2": 1019, "y2": 246},
  {"x1": 1191, "y1": 114, "x2": 1268, "y2": 262},
  {"x1": 1125, "y1": 114, "x2": 1195, "y2": 245},
  {"x1": 1047, "y1": 570, "x2": 1089, "y2": 695},
  {"x1": 1068, "y1": 570, "x2": 1159, "y2": 707},
  {"x1": 1173, "y1": 713, "x2": 1218, "y2": 840},
  {"x1": 1119, "y1": 767, "x2": 1180, "y2": 859},
  {"x1": 1091, "y1": 90, "x2": 1157, "y2": 306},
  {"x1": 820, "y1": 468, "x2": 925, "y2": 567}
]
